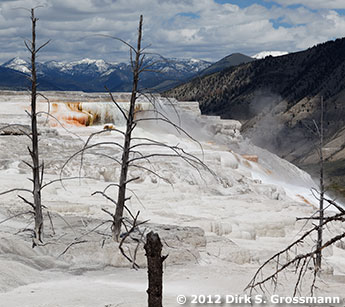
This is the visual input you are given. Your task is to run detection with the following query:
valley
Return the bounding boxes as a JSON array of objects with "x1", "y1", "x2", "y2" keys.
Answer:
[
  {"x1": 1, "y1": 1, "x2": 345, "y2": 306},
  {"x1": 167, "y1": 37, "x2": 345, "y2": 200}
]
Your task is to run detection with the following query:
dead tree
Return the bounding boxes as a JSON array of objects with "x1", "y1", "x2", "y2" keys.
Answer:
[
  {"x1": 246, "y1": 197, "x2": 345, "y2": 295},
  {"x1": 246, "y1": 96, "x2": 345, "y2": 296},
  {"x1": 112, "y1": 15, "x2": 143, "y2": 241},
  {"x1": 63, "y1": 15, "x2": 216, "y2": 243},
  {"x1": 246, "y1": 198, "x2": 345, "y2": 296},
  {"x1": 315, "y1": 95, "x2": 324, "y2": 270},
  {"x1": 59, "y1": 20, "x2": 215, "y2": 307},
  {"x1": 0, "y1": 8, "x2": 50, "y2": 246},
  {"x1": 144, "y1": 231, "x2": 167, "y2": 307},
  {"x1": 28, "y1": 8, "x2": 44, "y2": 244}
]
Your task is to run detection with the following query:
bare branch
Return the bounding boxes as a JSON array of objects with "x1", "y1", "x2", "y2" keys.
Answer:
[
  {"x1": 105, "y1": 86, "x2": 128, "y2": 121},
  {"x1": 36, "y1": 39, "x2": 51, "y2": 54},
  {"x1": 95, "y1": 34, "x2": 137, "y2": 54},
  {"x1": 118, "y1": 211, "x2": 148, "y2": 269},
  {"x1": 101, "y1": 208, "x2": 114, "y2": 218},
  {"x1": 24, "y1": 40, "x2": 32, "y2": 53},
  {"x1": 133, "y1": 116, "x2": 203, "y2": 153},
  {"x1": 47, "y1": 211, "x2": 55, "y2": 235},
  {"x1": 52, "y1": 217, "x2": 76, "y2": 240},
  {"x1": 91, "y1": 152, "x2": 122, "y2": 165},
  {"x1": 37, "y1": 92, "x2": 51, "y2": 124},
  {"x1": 130, "y1": 163, "x2": 172, "y2": 185},
  {"x1": 18, "y1": 195, "x2": 35, "y2": 210},
  {"x1": 125, "y1": 176, "x2": 140, "y2": 185},
  {"x1": 92, "y1": 190, "x2": 134, "y2": 220},
  {"x1": 60, "y1": 141, "x2": 124, "y2": 176},
  {"x1": 324, "y1": 197, "x2": 345, "y2": 214},
  {"x1": 0, "y1": 211, "x2": 33, "y2": 225},
  {"x1": 92, "y1": 190, "x2": 118, "y2": 206},
  {"x1": 22, "y1": 160, "x2": 34, "y2": 169},
  {"x1": 41, "y1": 176, "x2": 99, "y2": 190},
  {"x1": 35, "y1": 111, "x2": 84, "y2": 141},
  {"x1": 0, "y1": 188, "x2": 33, "y2": 196},
  {"x1": 246, "y1": 210, "x2": 345, "y2": 295},
  {"x1": 58, "y1": 240, "x2": 88, "y2": 257}
]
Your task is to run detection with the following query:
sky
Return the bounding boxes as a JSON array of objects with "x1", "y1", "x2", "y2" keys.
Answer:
[{"x1": 0, "y1": 0, "x2": 345, "y2": 64}]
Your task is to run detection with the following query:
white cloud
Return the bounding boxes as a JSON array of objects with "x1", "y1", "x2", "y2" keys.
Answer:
[
  {"x1": 0, "y1": 0, "x2": 344, "y2": 64},
  {"x1": 268, "y1": 0, "x2": 345, "y2": 10}
]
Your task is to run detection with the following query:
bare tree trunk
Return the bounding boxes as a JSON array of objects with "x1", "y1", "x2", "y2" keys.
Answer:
[
  {"x1": 144, "y1": 231, "x2": 166, "y2": 307},
  {"x1": 316, "y1": 96, "x2": 324, "y2": 270},
  {"x1": 29, "y1": 8, "x2": 43, "y2": 244},
  {"x1": 112, "y1": 15, "x2": 143, "y2": 241}
]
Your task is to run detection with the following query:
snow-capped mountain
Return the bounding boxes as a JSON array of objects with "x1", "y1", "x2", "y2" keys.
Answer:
[
  {"x1": 2, "y1": 57, "x2": 31, "y2": 73},
  {"x1": 252, "y1": 51, "x2": 288, "y2": 59},
  {"x1": 0, "y1": 57, "x2": 212, "y2": 91},
  {"x1": 150, "y1": 57, "x2": 210, "y2": 73},
  {"x1": 3, "y1": 57, "x2": 122, "y2": 77},
  {"x1": 44, "y1": 58, "x2": 117, "y2": 76}
]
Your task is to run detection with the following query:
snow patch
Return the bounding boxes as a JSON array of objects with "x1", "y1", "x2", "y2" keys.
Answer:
[
  {"x1": 252, "y1": 51, "x2": 288, "y2": 59},
  {"x1": 2, "y1": 57, "x2": 30, "y2": 73}
]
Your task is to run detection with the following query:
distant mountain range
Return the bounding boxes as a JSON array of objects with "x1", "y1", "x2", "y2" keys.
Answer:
[
  {"x1": 0, "y1": 56, "x2": 211, "y2": 92},
  {"x1": 167, "y1": 37, "x2": 345, "y2": 198},
  {"x1": 0, "y1": 51, "x2": 290, "y2": 93}
]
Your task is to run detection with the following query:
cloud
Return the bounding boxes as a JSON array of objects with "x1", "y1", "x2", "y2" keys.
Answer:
[
  {"x1": 0, "y1": 0, "x2": 344, "y2": 64},
  {"x1": 267, "y1": 0, "x2": 345, "y2": 10}
]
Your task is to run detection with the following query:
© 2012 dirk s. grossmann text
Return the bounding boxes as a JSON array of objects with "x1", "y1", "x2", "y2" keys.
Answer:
[{"x1": 176, "y1": 294, "x2": 343, "y2": 305}]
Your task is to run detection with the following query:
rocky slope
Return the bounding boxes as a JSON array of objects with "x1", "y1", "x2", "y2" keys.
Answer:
[{"x1": 167, "y1": 38, "x2": 345, "y2": 197}]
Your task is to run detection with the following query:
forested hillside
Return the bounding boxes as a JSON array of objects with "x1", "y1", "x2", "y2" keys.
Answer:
[{"x1": 167, "y1": 38, "x2": 345, "y2": 198}]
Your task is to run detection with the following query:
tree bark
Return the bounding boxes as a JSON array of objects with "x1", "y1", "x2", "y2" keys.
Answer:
[
  {"x1": 316, "y1": 95, "x2": 324, "y2": 270},
  {"x1": 112, "y1": 15, "x2": 143, "y2": 241},
  {"x1": 144, "y1": 231, "x2": 166, "y2": 307},
  {"x1": 30, "y1": 8, "x2": 43, "y2": 244}
]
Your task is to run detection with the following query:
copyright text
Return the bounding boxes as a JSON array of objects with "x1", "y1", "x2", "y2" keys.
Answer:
[{"x1": 176, "y1": 294, "x2": 342, "y2": 305}]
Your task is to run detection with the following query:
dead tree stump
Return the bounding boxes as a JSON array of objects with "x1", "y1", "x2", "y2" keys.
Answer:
[{"x1": 144, "y1": 231, "x2": 167, "y2": 307}]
